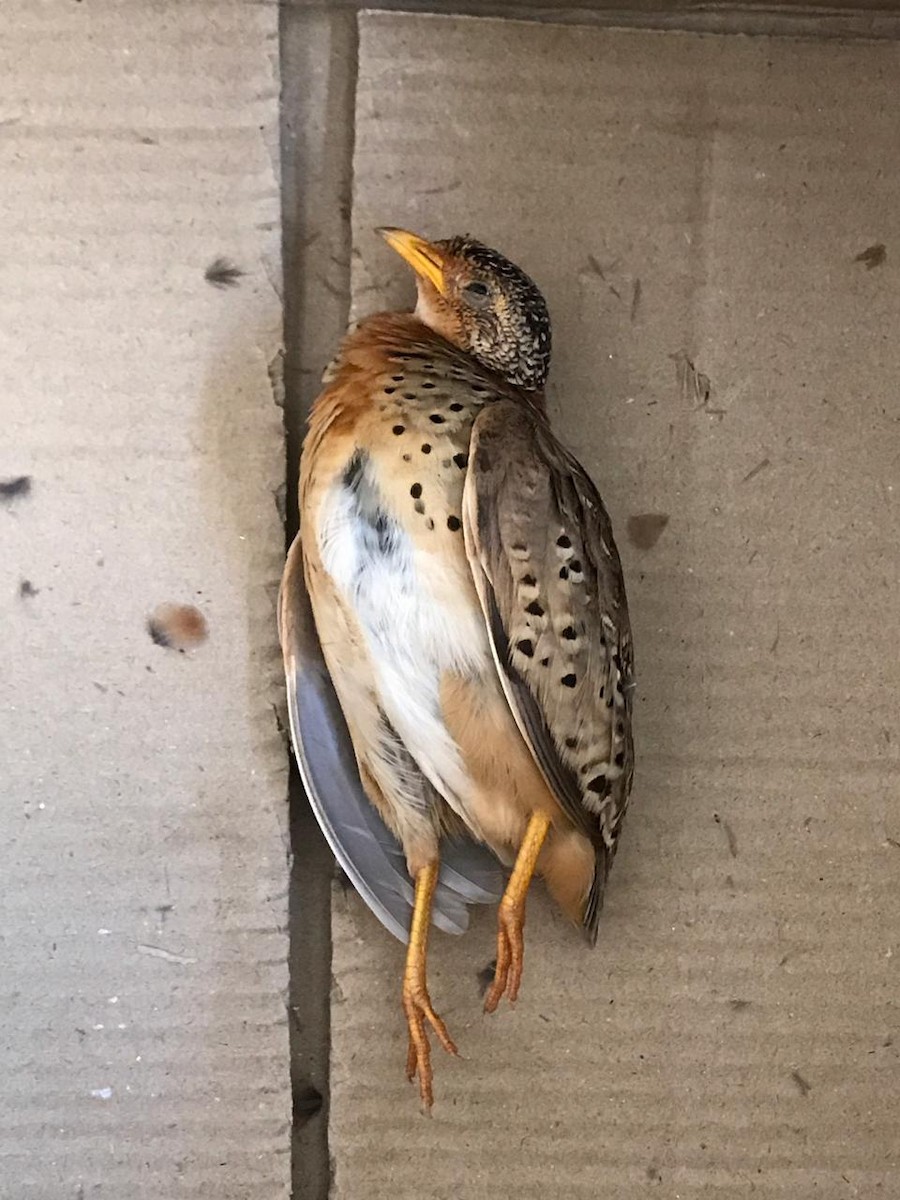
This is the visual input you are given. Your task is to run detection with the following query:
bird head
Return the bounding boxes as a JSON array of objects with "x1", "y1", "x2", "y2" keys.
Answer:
[{"x1": 377, "y1": 227, "x2": 551, "y2": 392}]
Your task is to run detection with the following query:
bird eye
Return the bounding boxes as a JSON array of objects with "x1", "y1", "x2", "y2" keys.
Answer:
[{"x1": 463, "y1": 280, "x2": 490, "y2": 304}]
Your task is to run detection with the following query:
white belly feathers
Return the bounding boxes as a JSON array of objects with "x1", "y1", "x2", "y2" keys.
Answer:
[{"x1": 317, "y1": 450, "x2": 490, "y2": 819}]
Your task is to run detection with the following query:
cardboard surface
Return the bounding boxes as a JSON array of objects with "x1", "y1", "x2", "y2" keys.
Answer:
[
  {"x1": 1, "y1": 3, "x2": 290, "y2": 1195},
  {"x1": 330, "y1": 14, "x2": 900, "y2": 1197}
]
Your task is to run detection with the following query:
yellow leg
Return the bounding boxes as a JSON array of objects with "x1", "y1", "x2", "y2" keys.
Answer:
[
  {"x1": 402, "y1": 861, "x2": 458, "y2": 1111},
  {"x1": 484, "y1": 811, "x2": 552, "y2": 1014}
]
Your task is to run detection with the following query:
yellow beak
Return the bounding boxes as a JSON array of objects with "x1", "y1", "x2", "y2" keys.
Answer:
[{"x1": 376, "y1": 227, "x2": 448, "y2": 296}]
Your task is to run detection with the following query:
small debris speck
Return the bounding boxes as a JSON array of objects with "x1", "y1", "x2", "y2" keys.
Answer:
[
  {"x1": 790, "y1": 1069, "x2": 812, "y2": 1097},
  {"x1": 742, "y1": 457, "x2": 771, "y2": 485},
  {"x1": 671, "y1": 350, "x2": 712, "y2": 407},
  {"x1": 294, "y1": 1084, "x2": 323, "y2": 1128},
  {"x1": 476, "y1": 960, "x2": 497, "y2": 996},
  {"x1": 137, "y1": 943, "x2": 197, "y2": 966},
  {"x1": 713, "y1": 812, "x2": 739, "y2": 858},
  {"x1": 205, "y1": 257, "x2": 245, "y2": 288},
  {"x1": 0, "y1": 475, "x2": 32, "y2": 502},
  {"x1": 630, "y1": 278, "x2": 642, "y2": 323},
  {"x1": 18, "y1": 579, "x2": 38, "y2": 598}
]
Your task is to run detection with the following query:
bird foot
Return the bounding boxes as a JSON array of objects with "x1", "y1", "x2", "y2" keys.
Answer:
[
  {"x1": 403, "y1": 976, "x2": 458, "y2": 1112},
  {"x1": 483, "y1": 895, "x2": 526, "y2": 1014}
]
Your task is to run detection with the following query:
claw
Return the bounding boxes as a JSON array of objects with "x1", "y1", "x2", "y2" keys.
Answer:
[
  {"x1": 483, "y1": 896, "x2": 525, "y2": 1013},
  {"x1": 483, "y1": 811, "x2": 551, "y2": 1015},
  {"x1": 402, "y1": 860, "x2": 458, "y2": 1111},
  {"x1": 403, "y1": 978, "x2": 458, "y2": 1111}
]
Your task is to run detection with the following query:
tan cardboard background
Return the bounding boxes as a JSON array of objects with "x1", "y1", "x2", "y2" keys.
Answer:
[
  {"x1": 4, "y1": 6, "x2": 899, "y2": 1197},
  {"x1": 329, "y1": 15, "x2": 900, "y2": 1198},
  {"x1": 1, "y1": 4, "x2": 290, "y2": 1195}
]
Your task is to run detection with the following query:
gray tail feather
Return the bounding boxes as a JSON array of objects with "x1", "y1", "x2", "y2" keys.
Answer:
[
  {"x1": 582, "y1": 843, "x2": 611, "y2": 946},
  {"x1": 279, "y1": 536, "x2": 503, "y2": 944}
]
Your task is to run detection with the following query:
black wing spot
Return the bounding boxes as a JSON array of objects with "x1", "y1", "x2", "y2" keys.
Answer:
[
  {"x1": 422, "y1": 381, "x2": 436, "y2": 389},
  {"x1": 410, "y1": 483, "x2": 422, "y2": 498},
  {"x1": 453, "y1": 453, "x2": 468, "y2": 469},
  {"x1": 421, "y1": 443, "x2": 432, "y2": 454},
  {"x1": 561, "y1": 673, "x2": 577, "y2": 688},
  {"x1": 384, "y1": 386, "x2": 396, "y2": 395},
  {"x1": 447, "y1": 516, "x2": 461, "y2": 532},
  {"x1": 540, "y1": 657, "x2": 550, "y2": 667},
  {"x1": 391, "y1": 374, "x2": 405, "y2": 382},
  {"x1": 414, "y1": 500, "x2": 425, "y2": 515},
  {"x1": 449, "y1": 402, "x2": 464, "y2": 413},
  {"x1": 429, "y1": 414, "x2": 445, "y2": 424},
  {"x1": 559, "y1": 567, "x2": 569, "y2": 580},
  {"x1": 392, "y1": 425, "x2": 405, "y2": 436},
  {"x1": 561, "y1": 626, "x2": 576, "y2": 640},
  {"x1": 516, "y1": 639, "x2": 534, "y2": 658},
  {"x1": 525, "y1": 600, "x2": 544, "y2": 617},
  {"x1": 557, "y1": 535, "x2": 572, "y2": 549},
  {"x1": 614, "y1": 751, "x2": 625, "y2": 768},
  {"x1": 570, "y1": 560, "x2": 583, "y2": 573},
  {"x1": 587, "y1": 774, "x2": 607, "y2": 794},
  {"x1": 565, "y1": 736, "x2": 578, "y2": 749},
  {"x1": 521, "y1": 574, "x2": 537, "y2": 587}
]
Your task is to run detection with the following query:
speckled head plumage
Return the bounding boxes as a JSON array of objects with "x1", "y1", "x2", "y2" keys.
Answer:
[{"x1": 378, "y1": 228, "x2": 552, "y2": 392}]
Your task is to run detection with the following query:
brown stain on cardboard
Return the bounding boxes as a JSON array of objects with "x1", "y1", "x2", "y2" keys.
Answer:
[
  {"x1": 147, "y1": 603, "x2": 208, "y2": 651},
  {"x1": 854, "y1": 243, "x2": 886, "y2": 270},
  {"x1": 627, "y1": 513, "x2": 669, "y2": 550}
]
